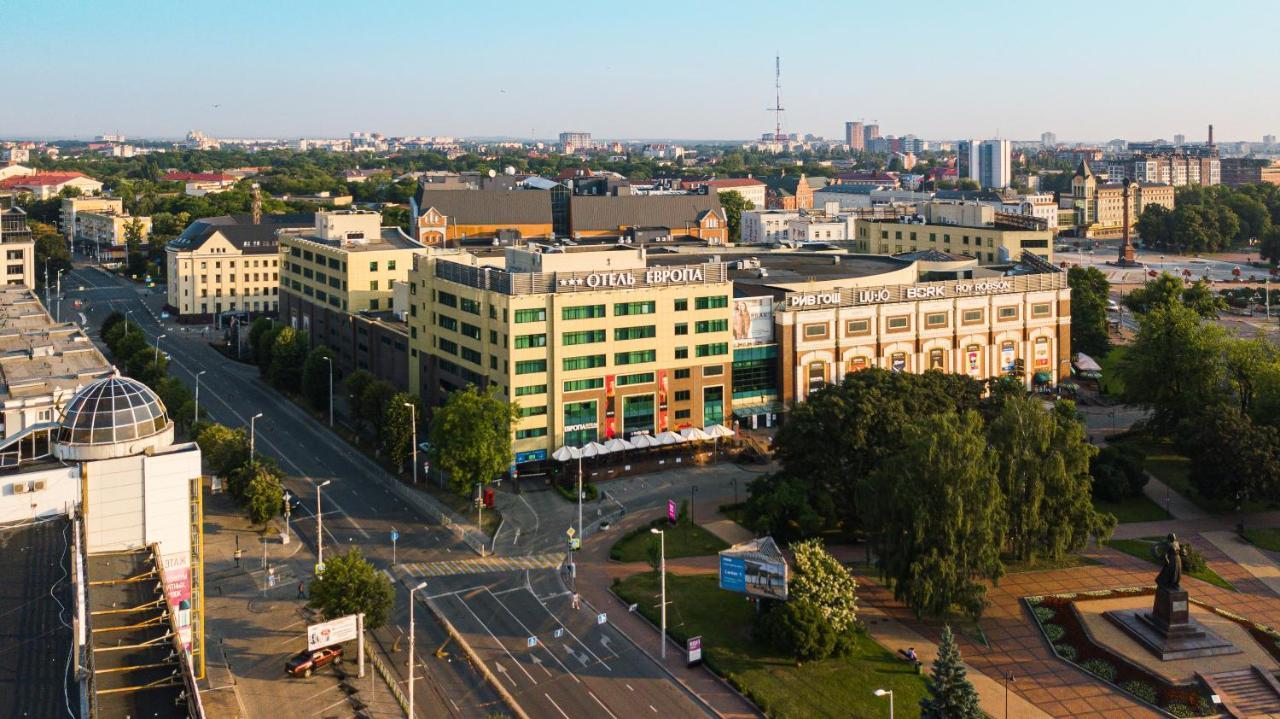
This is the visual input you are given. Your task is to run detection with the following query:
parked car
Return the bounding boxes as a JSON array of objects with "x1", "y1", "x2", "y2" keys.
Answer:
[{"x1": 285, "y1": 645, "x2": 344, "y2": 678}]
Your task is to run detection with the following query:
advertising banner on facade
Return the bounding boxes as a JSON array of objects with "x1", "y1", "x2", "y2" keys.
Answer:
[
  {"x1": 308, "y1": 614, "x2": 360, "y2": 651},
  {"x1": 160, "y1": 552, "x2": 193, "y2": 651},
  {"x1": 966, "y1": 348, "x2": 981, "y2": 375},
  {"x1": 604, "y1": 375, "x2": 616, "y2": 438},
  {"x1": 718, "y1": 537, "x2": 788, "y2": 600},
  {"x1": 1000, "y1": 342, "x2": 1016, "y2": 374},
  {"x1": 732, "y1": 297, "x2": 774, "y2": 345},
  {"x1": 1034, "y1": 338, "x2": 1051, "y2": 369},
  {"x1": 657, "y1": 370, "x2": 669, "y2": 432}
]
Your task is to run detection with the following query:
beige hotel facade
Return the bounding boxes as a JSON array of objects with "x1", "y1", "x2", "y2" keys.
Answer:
[{"x1": 408, "y1": 245, "x2": 735, "y2": 464}]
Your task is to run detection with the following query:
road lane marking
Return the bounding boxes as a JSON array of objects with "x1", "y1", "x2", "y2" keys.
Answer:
[
  {"x1": 483, "y1": 588, "x2": 579, "y2": 683},
  {"x1": 626, "y1": 684, "x2": 634, "y2": 692},
  {"x1": 450, "y1": 595, "x2": 537, "y2": 685},
  {"x1": 543, "y1": 693, "x2": 571, "y2": 719},
  {"x1": 530, "y1": 589, "x2": 610, "y2": 670},
  {"x1": 588, "y1": 691, "x2": 619, "y2": 719},
  {"x1": 650, "y1": 704, "x2": 658, "y2": 713}
]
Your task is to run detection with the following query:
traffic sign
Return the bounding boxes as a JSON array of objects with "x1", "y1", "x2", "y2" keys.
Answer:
[
  {"x1": 566, "y1": 526, "x2": 576, "y2": 537},
  {"x1": 527, "y1": 636, "x2": 538, "y2": 648},
  {"x1": 390, "y1": 529, "x2": 399, "y2": 543},
  {"x1": 596, "y1": 612, "x2": 607, "y2": 625},
  {"x1": 569, "y1": 537, "x2": 581, "y2": 550},
  {"x1": 315, "y1": 561, "x2": 326, "y2": 576}
]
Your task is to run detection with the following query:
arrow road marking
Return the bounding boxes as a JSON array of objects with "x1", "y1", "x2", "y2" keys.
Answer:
[
  {"x1": 494, "y1": 661, "x2": 516, "y2": 687},
  {"x1": 530, "y1": 654, "x2": 552, "y2": 677}
]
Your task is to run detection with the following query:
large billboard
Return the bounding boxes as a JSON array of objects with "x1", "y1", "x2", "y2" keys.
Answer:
[
  {"x1": 308, "y1": 614, "x2": 360, "y2": 651},
  {"x1": 718, "y1": 537, "x2": 788, "y2": 600},
  {"x1": 160, "y1": 551, "x2": 193, "y2": 651},
  {"x1": 732, "y1": 297, "x2": 774, "y2": 345}
]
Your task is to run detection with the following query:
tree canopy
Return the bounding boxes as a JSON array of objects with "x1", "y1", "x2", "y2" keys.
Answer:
[
  {"x1": 1067, "y1": 265, "x2": 1111, "y2": 357},
  {"x1": 427, "y1": 385, "x2": 518, "y2": 495},
  {"x1": 307, "y1": 548, "x2": 395, "y2": 630}
]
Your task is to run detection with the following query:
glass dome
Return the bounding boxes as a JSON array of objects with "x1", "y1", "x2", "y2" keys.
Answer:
[{"x1": 57, "y1": 376, "x2": 171, "y2": 446}]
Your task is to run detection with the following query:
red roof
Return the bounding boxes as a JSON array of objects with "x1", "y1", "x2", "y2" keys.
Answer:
[
  {"x1": 163, "y1": 171, "x2": 235, "y2": 182},
  {"x1": 0, "y1": 172, "x2": 93, "y2": 188},
  {"x1": 704, "y1": 178, "x2": 765, "y2": 189}
]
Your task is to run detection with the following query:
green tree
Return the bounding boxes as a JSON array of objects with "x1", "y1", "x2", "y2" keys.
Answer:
[
  {"x1": 1119, "y1": 304, "x2": 1228, "y2": 433},
  {"x1": 301, "y1": 346, "x2": 335, "y2": 413},
  {"x1": 761, "y1": 598, "x2": 838, "y2": 661},
  {"x1": 1225, "y1": 336, "x2": 1280, "y2": 416},
  {"x1": 308, "y1": 548, "x2": 394, "y2": 629},
  {"x1": 1066, "y1": 266, "x2": 1111, "y2": 357},
  {"x1": 789, "y1": 539, "x2": 858, "y2": 637},
  {"x1": 718, "y1": 190, "x2": 754, "y2": 244},
  {"x1": 427, "y1": 385, "x2": 518, "y2": 496},
  {"x1": 243, "y1": 462, "x2": 285, "y2": 525},
  {"x1": 920, "y1": 626, "x2": 983, "y2": 719},
  {"x1": 1186, "y1": 406, "x2": 1280, "y2": 504},
  {"x1": 248, "y1": 317, "x2": 274, "y2": 362},
  {"x1": 268, "y1": 326, "x2": 309, "y2": 392},
  {"x1": 196, "y1": 423, "x2": 249, "y2": 477},
  {"x1": 1123, "y1": 273, "x2": 1183, "y2": 314},
  {"x1": 1135, "y1": 204, "x2": 1172, "y2": 247},
  {"x1": 1181, "y1": 279, "x2": 1226, "y2": 318},
  {"x1": 381, "y1": 392, "x2": 420, "y2": 471},
  {"x1": 986, "y1": 396, "x2": 1113, "y2": 561},
  {"x1": 99, "y1": 311, "x2": 126, "y2": 341},
  {"x1": 254, "y1": 324, "x2": 283, "y2": 377},
  {"x1": 31, "y1": 220, "x2": 71, "y2": 284},
  {"x1": 742, "y1": 472, "x2": 833, "y2": 542},
  {"x1": 357, "y1": 378, "x2": 396, "y2": 434},
  {"x1": 871, "y1": 411, "x2": 1004, "y2": 619},
  {"x1": 113, "y1": 326, "x2": 148, "y2": 362}
]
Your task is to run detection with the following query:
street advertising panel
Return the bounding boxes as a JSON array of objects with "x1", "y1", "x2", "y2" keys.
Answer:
[
  {"x1": 667, "y1": 499, "x2": 677, "y2": 524},
  {"x1": 732, "y1": 297, "x2": 774, "y2": 345},
  {"x1": 307, "y1": 614, "x2": 359, "y2": 651},
  {"x1": 718, "y1": 537, "x2": 788, "y2": 600},
  {"x1": 687, "y1": 636, "x2": 703, "y2": 666},
  {"x1": 161, "y1": 552, "x2": 193, "y2": 651}
]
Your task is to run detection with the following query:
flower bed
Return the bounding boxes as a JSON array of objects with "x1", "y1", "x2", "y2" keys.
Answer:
[{"x1": 1024, "y1": 588, "x2": 1215, "y2": 717}]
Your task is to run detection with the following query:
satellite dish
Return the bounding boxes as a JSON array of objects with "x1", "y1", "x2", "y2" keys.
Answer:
[{"x1": 488, "y1": 169, "x2": 497, "y2": 178}]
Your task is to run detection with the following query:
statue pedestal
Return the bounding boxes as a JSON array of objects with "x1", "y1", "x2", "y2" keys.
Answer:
[{"x1": 1104, "y1": 587, "x2": 1241, "y2": 661}]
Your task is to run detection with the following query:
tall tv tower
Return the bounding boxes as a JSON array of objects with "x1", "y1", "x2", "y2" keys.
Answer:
[{"x1": 766, "y1": 54, "x2": 785, "y2": 141}]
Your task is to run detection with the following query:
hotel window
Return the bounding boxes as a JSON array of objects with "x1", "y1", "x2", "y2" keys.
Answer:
[
  {"x1": 1032, "y1": 303, "x2": 1052, "y2": 318},
  {"x1": 695, "y1": 343, "x2": 728, "y2": 357},
  {"x1": 702, "y1": 365, "x2": 724, "y2": 377},
  {"x1": 622, "y1": 394, "x2": 656, "y2": 435},
  {"x1": 388, "y1": 260, "x2": 396, "y2": 270},
  {"x1": 616, "y1": 372, "x2": 654, "y2": 386},
  {"x1": 514, "y1": 308, "x2": 545, "y2": 323},
  {"x1": 703, "y1": 386, "x2": 724, "y2": 426},
  {"x1": 563, "y1": 400, "x2": 598, "y2": 446},
  {"x1": 674, "y1": 323, "x2": 688, "y2": 335},
  {"x1": 807, "y1": 362, "x2": 826, "y2": 394},
  {"x1": 886, "y1": 316, "x2": 910, "y2": 331},
  {"x1": 925, "y1": 312, "x2": 948, "y2": 328},
  {"x1": 674, "y1": 298, "x2": 688, "y2": 311},
  {"x1": 461, "y1": 322, "x2": 481, "y2": 340},
  {"x1": 461, "y1": 347, "x2": 482, "y2": 364},
  {"x1": 615, "y1": 350, "x2": 656, "y2": 365},
  {"x1": 563, "y1": 378, "x2": 604, "y2": 392},
  {"x1": 845, "y1": 319, "x2": 871, "y2": 336},
  {"x1": 675, "y1": 409, "x2": 691, "y2": 420},
  {"x1": 515, "y1": 359, "x2": 547, "y2": 374},
  {"x1": 437, "y1": 291, "x2": 457, "y2": 308},
  {"x1": 515, "y1": 333, "x2": 547, "y2": 349},
  {"x1": 563, "y1": 329, "x2": 606, "y2": 345},
  {"x1": 439, "y1": 338, "x2": 458, "y2": 355},
  {"x1": 997, "y1": 306, "x2": 1019, "y2": 321},
  {"x1": 515, "y1": 427, "x2": 548, "y2": 439},
  {"x1": 438, "y1": 315, "x2": 457, "y2": 331},
  {"x1": 562, "y1": 304, "x2": 606, "y2": 320},
  {"x1": 369, "y1": 280, "x2": 378, "y2": 291},
  {"x1": 695, "y1": 319, "x2": 728, "y2": 334},
  {"x1": 674, "y1": 368, "x2": 691, "y2": 379},
  {"x1": 615, "y1": 325, "x2": 657, "y2": 341},
  {"x1": 675, "y1": 347, "x2": 688, "y2": 359},
  {"x1": 802, "y1": 323, "x2": 827, "y2": 340},
  {"x1": 928, "y1": 349, "x2": 946, "y2": 370},
  {"x1": 614, "y1": 301, "x2": 655, "y2": 316},
  {"x1": 962, "y1": 308, "x2": 984, "y2": 325},
  {"x1": 460, "y1": 298, "x2": 481, "y2": 315},
  {"x1": 368, "y1": 261, "x2": 377, "y2": 271},
  {"x1": 694, "y1": 295, "x2": 728, "y2": 310},
  {"x1": 674, "y1": 390, "x2": 691, "y2": 402},
  {"x1": 518, "y1": 405, "x2": 547, "y2": 417},
  {"x1": 563, "y1": 354, "x2": 606, "y2": 371}
]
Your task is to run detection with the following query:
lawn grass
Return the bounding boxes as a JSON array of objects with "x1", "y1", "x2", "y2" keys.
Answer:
[
  {"x1": 1093, "y1": 494, "x2": 1171, "y2": 523},
  {"x1": 1104, "y1": 538, "x2": 1236, "y2": 591},
  {"x1": 1099, "y1": 346, "x2": 1128, "y2": 397},
  {"x1": 1003, "y1": 553, "x2": 1100, "y2": 574},
  {"x1": 1244, "y1": 528, "x2": 1280, "y2": 553},
  {"x1": 1111, "y1": 435, "x2": 1269, "y2": 514},
  {"x1": 610, "y1": 518, "x2": 728, "y2": 563},
  {"x1": 614, "y1": 572, "x2": 927, "y2": 719}
]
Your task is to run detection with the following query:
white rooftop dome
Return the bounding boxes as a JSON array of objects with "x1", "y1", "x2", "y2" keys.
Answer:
[{"x1": 54, "y1": 376, "x2": 174, "y2": 460}]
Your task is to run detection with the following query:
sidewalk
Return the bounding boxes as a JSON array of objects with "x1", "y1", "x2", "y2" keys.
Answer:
[
  {"x1": 1141, "y1": 474, "x2": 1208, "y2": 520},
  {"x1": 1202, "y1": 530, "x2": 1280, "y2": 595},
  {"x1": 575, "y1": 507, "x2": 762, "y2": 718}
]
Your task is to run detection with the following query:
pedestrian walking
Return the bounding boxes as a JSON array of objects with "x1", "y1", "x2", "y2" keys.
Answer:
[
  {"x1": 297, "y1": 581, "x2": 306, "y2": 599},
  {"x1": 572, "y1": 592, "x2": 580, "y2": 610}
]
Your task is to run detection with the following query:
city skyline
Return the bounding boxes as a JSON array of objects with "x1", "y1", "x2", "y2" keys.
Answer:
[{"x1": 3, "y1": 0, "x2": 1279, "y2": 142}]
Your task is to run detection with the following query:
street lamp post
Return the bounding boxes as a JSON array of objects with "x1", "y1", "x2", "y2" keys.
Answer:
[
  {"x1": 282, "y1": 490, "x2": 292, "y2": 542},
  {"x1": 194, "y1": 370, "x2": 206, "y2": 425},
  {"x1": 404, "y1": 402, "x2": 417, "y2": 485},
  {"x1": 874, "y1": 689, "x2": 894, "y2": 719},
  {"x1": 407, "y1": 580, "x2": 428, "y2": 719},
  {"x1": 55, "y1": 270, "x2": 63, "y2": 322},
  {"x1": 323, "y1": 356, "x2": 333, "y2": 428},
  {"x1": 651, "y1": 527, "x2": 666, "y2": 659},
  {"x1": 154, "y1": 334, "x2": 166, "y2": 364},
  {"x1": 249, "y1": 412, "x2": 263, "y2": 460},
  {"x1": 316, "y1": 479, "x2": 332, "y2": 568}
]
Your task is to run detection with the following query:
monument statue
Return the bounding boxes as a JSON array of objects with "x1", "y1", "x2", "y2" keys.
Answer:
[{"x1": 1154, "y1": 533, "x2": 1182, "y2": 590}]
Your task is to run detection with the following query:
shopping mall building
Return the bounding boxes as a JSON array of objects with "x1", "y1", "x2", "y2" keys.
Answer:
[{"x1": 407, "y1": 244, "x2": 1070, "y2": 465}]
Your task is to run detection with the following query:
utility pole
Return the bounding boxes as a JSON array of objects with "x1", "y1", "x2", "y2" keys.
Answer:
[
  {"x1": 407, "y1": 581, "x2": 428, "y2": 719},
  {"x1": 651, "y1": 527, "x2": 666, "y2": 658},
  {"x1": 323, "y1": 356, "x2": 333, "y2": 427}
]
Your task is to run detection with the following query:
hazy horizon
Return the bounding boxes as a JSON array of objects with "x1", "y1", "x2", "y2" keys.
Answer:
[{"x1": 3, "y1": 0, "x2": 1277, "y2": 143}]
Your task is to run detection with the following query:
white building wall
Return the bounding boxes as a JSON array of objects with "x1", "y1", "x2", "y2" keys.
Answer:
[
  {"x1": 85, "y1": 455, "x2": 146, "y2": 551},
  {"x1": 0, "y1": 465, "x2": 79, "y2": 523}
]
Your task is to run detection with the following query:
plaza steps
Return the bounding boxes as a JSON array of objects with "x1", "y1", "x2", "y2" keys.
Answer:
[{"x1": 1199, "y1": 666, "x2": 1280, "y2": 718}]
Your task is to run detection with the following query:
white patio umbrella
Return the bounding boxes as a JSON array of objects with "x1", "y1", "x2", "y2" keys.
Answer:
[
  {"x1": 551, "y1": 445, "x2": 582, "y2": 462},
  {"x1": 654, "y1": 430, "x2": 685, "y2": 445},
  {"x1": 603, "y1": 437, "x2": 634, "y2": 453},
  {"x1": 580, "y1": 441, "x2": 611, "y2": 458},
  {"x1": 629, "y1": 433, "x2": 659, "y2": 449},
  {"x1": 680, "y1": 426, "x2": 712, "y2": 442},
  {"x1": 704, "y1": 423, "x2": 736, "y2": 463}
]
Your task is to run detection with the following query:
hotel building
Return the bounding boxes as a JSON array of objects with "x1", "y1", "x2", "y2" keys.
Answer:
[{"x1": 408, "y1": 245, "x2": 735, "y2": 464}]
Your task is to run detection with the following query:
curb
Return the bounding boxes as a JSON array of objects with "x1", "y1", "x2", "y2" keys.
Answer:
[{"x1": 423, "y1": 596, "x2": 532, "y2": 719}]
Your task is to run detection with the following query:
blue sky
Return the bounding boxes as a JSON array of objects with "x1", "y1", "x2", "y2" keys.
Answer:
[{"x1": 3, "y1": 0, "x2": 1276, "y2": 142}]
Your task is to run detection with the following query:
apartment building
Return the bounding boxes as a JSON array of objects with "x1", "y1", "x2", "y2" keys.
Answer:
[
  {"x1": 0, "y1": 172, "x2": 102, "y2": 199},
  {"x1": 0, "y1": 202, "x2": 35, "y2": 288},
  {"x1": 408, "y1": 244, "x2": 735, "y2": 464},
  {"x1": 60, "y1": 196, "x2": 123, "y2": 243},
  {"x1": 165, "y1": 213, "x2": 311, "y2": 321},
  {"x1": 1221, "y1": 158, "x2": 1280, "y2": 187},
  {"x1": 74, "y1": 209, "x2": 151, "y2": 263},
  {"x1": 854, "y1": 202, "x2": 1055, "y2": 264},
  {"x1": 741, "y1": 209, "x2": 800, "y2": 244}
]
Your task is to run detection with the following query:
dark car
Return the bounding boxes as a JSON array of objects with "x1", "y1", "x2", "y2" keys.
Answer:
[{"x1": 285, "y1": 645, "x2": 344, "y2": 678}]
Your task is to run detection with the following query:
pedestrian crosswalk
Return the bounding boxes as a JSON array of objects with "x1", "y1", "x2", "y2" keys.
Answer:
[{"x1": 400, "y1": 552, "x2": 563, "y2": 578}]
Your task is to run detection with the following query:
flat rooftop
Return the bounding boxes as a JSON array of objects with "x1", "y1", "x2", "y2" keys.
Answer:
[
  {"x1": 281, "y1": 227, "x2": 422, "y2": 252},
  {"x1": 723, "y1": 252, "x2": 911, "y2": 290},
  {"x1": 0, "y1": 517, "x2": 76, "y2": 719},
  {"x1": 0, "y1": 286, "x2": 113, "y2": 404}
]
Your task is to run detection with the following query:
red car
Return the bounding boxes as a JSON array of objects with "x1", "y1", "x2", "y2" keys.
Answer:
[{"x1": 285, "y1": 645, "x2": 344, "y2": 678}]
